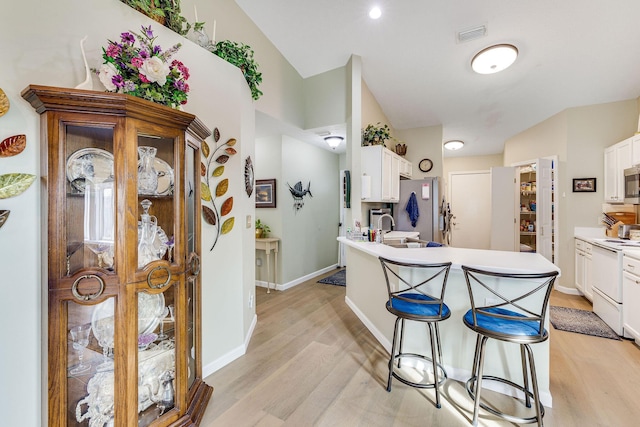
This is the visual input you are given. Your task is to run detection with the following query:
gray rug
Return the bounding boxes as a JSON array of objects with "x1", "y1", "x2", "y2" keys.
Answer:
[
  {"x1": 318, "y1": 269, "x2": 346, "y2": 286},
  {"x1": 549, "y1": 306, "x2": 620, "y2": 340}
]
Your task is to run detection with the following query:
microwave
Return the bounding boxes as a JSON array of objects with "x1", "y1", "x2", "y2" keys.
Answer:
[{"x1": 624, "y1": 166, "x2": 640, "y2": 203}]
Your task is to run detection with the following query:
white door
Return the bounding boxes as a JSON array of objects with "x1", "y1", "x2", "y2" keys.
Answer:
[
  {"x1": 490, "y1": 167, "x2": 518, "y2": 251},
  {"x1": 536, "y1": 158, "x2": 553, "y2": 262},
  {"x1": 338, "y1": 170, "x2": 347, "y2": 267},
  {"x1": 449, "y1": 171, "x2": 491, "y2": 249}
]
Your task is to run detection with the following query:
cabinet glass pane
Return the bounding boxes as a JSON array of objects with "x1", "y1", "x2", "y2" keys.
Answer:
[
  {"x1": 187, "y1": 276, "x2": 196, "y2": 388},
  {"x1": 138, "y1": 287, "x2": 176, "y2": 425},
  {"x1": 65, "y1": 125, "x2": 115, "y2": 276},
  {"x1": 186, "y1": 142, "x2": 196, "y2": 254},
  {"x1": 68, "y1": 296, "x2": 116, "y2": 426},
  {"x1": 136, "y1": 135, "x2": 175, "y2": 269}
]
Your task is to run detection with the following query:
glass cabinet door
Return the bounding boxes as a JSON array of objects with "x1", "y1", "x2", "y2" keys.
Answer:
[
  {"x1": 64, "y1": 124, "x2": 115, "y2": 277},
  {"x1": 136, "y1": 134, "x2": 176, "y2": 271}
]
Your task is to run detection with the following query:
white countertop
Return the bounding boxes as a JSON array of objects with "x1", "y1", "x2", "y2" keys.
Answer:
[{"x1": 339, "y1": 236, "x2": 560, "y2": 275}]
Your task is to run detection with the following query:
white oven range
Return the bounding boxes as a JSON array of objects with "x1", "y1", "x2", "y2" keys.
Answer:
[{"x1": 591, "y1": 238, "x2": 640, "y2": 336}]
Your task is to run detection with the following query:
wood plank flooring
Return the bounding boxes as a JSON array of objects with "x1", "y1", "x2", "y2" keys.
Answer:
[{"x1": 201, "y1": 269, "x2": 640, "y2": 426}]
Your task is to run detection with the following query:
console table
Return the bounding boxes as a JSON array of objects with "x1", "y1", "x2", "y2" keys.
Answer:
[{"x1": 256, "y1": 237, "x2": 279, "y2": 293}]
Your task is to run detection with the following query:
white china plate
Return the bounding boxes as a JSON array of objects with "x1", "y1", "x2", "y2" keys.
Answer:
[
  {"x1": 138, "y1": 157, "x2": 174, "y2": 196},
  {"x1": 66, "y1": 148, "x2": 114, "y2": 193},
  {"x1": 91, "y1": 292, "x2": 165, "y2": 345}
]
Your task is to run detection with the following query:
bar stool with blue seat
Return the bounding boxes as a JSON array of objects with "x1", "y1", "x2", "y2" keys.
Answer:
[
  {"x1": 461, "y1": 265, "x2": 559, "y2": 426},
  {"x1": 378, "y1": 256, "x2": 452, "y2": 408}
]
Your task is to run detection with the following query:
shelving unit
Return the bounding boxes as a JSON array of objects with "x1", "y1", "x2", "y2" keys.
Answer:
[
  {"x1": 519, "y1": 166, "x2": 537, "y2": 253},
  {"x1": 23, "y1": 85, "x2": 212, "y2": 427}
]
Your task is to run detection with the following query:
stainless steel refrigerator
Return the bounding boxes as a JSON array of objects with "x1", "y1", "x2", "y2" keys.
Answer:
[{"x1": 393, "y1": 178, "x2": 442, "y2": 242}]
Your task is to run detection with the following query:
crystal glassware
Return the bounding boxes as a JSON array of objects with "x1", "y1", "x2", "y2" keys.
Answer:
[
  {"x1": 157, "y1": 306, "x2": 170, "y2": 340},
  {"x1": 137, "y1": 146, "x2": 158, "y2": 195},
  {"x1": 69, "y1": 324, "x2": 92, "y2": 375}
]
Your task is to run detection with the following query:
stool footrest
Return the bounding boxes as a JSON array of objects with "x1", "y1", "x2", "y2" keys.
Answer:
[
  {"x1": 390, "y1": 353, "x2": 447, "y2": 390},
  {"x1": 465, "y1": 375, "x2": 545, "y2": 424}
]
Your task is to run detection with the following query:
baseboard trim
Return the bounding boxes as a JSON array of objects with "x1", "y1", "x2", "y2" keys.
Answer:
[
  {"x1": 344, "y1": 295, "x2": 553, "y2": 408},
  {"x1": 255, "y1": 264, "x2": 339, "y2": 291},
  {"x1": 202, "y1": 313, "x2": 257, "y2": 378}
]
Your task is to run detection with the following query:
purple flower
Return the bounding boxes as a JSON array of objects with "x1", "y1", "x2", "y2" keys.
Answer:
[
  {"x1": 123, "y1": 80, "x2": 136, "y2": 92},
  {"x1": 174, "y1": 80, "x2": 187, "y2": 92},
  {"x1": 142, "y1": 25, "x2": 153, "y2": 38},
  {"x1": 120, "y1": 32, "x2": 135, "y2": 44},
  {"x1": 153, "y1": 45, "x2": 162, "y2": 55},
  {"x1": 139, "y1": 50, "x2": 149, "y2": 59},
  {"x1": 112, "y1": 74, "x2": 124, "y2": 88}
]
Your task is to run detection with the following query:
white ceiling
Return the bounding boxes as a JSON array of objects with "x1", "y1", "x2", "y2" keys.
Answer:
[{"x1": 236, "y1": 0, "x2": 640, "y2": 157}]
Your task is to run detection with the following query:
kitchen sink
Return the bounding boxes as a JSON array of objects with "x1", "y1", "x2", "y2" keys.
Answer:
[{"x1": 383, "y1": 239, "x2": 430, "y2": 248}]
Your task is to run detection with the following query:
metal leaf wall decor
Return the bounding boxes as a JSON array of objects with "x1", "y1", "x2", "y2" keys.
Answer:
[
  {"x1": 201, "y1": 127, "x2": 238, "y2": 250},
  {"x1": 0, "y1": 87, "x2": 9, "y2": 117},
  {"x1": 0, "y1": 134, "x2": 27, "y2": 157},
  {"x1": 0, "y1": 210, "x2": 9, "y2": 230},
  {"x1": 0, "y1": 173, "x2": 36, "y2": 199}
]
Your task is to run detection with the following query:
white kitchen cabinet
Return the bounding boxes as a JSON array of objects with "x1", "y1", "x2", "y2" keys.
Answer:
[
  {"x1": 631, "y1": 134, "x2": 640, "y2": 167},
  {"x1": 399, "y1": 157, "x2": 412, "y2": 178},
  {"x1": 604, "y1": 138, "x2": 632, "y2": 203},
  {"x1": 575, "y1": 238, "x2": 593, "y2": 301},
  {"x1": 361, "y1": 145, "x2": 401, "y2": 202},
  {"x1": 623, "y1": 252, "x2": 640, "y2": 344}
]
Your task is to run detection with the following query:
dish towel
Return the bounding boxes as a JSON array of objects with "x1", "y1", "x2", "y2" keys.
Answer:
[{"x1": 405, "y1": 192, "x2": 420, "y2": 227}]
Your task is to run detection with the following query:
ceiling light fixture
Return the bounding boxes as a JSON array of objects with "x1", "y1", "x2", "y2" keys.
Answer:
[
  {"x1": 443, "y1": 140, "x2": 464, "y2": 151},
  {"x1": 471, "y1": 44, "x2": 518, "y2": 74},
  {"x1": 324, "y1": 136, "x2": 344, "y2": 149},
  {"x1": 369, "y1": 6, "x2": 382, "y2": 19}
]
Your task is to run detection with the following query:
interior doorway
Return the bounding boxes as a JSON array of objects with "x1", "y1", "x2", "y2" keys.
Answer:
[{"x1": 448, "y1": 170, "x2": 491, "y2": 249}]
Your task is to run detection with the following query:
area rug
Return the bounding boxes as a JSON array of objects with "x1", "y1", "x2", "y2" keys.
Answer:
[
  {"x1": 317, "y1": 269, "x2": 346, "y2": 286},
  {"x1": 549, "y1": 306, "x2": 620, "y2": 340}
]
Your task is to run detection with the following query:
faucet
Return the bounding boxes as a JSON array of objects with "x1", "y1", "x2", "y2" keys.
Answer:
[{"x1": 377, "y1": 213, "x2": 395, "y2": 232}]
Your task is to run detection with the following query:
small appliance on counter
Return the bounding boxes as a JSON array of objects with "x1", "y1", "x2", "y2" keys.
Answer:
[{"x1": 618, "y1": 224, "x2": 640, "y2": 239}]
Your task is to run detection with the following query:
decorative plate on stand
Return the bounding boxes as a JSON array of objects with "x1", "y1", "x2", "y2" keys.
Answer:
[{"x1": 245, "y1": 156, "x2": 254, "y2": 197}]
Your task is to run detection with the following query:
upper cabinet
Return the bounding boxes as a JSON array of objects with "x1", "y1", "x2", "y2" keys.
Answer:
[
  {"x1": 604, "y1": 137, "x2": 632, "y2": 203},
  {"x1": 22, "y1": 85, "x2": 212, "y2": 427},
  {"x1": 361, "y1": 145, "x2": 411, "y2": 203}
]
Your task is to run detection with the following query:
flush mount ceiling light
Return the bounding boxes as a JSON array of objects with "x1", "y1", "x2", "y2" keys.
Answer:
[
  {"x1": 324, "y1": 136, "x2": 344, "y2": 149},
  {"x1": 443, "y1": 140, "x2": 464, "y2": 151},
  {"x1": 369, "y1": 6, "x2": 382, "y2": 19},
  {"x1": 471, "y1": 44, "x2": 518, "y2": 74}
]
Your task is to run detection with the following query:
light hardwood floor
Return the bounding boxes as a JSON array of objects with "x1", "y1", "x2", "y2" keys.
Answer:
[{"x1": 201, "y1": 269, "x2": 640, "y2": 426}]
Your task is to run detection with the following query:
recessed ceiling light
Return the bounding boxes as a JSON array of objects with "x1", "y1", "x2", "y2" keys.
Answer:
[
  {"x1": 444, "y1": 140, "x2": 465, "y2": 151},
  {"x1": 471, "y1": 44, "x2": 518, "y2": 74},
  {"x1": 369, "y1": 6, "x2": 382, "y2": 19}
]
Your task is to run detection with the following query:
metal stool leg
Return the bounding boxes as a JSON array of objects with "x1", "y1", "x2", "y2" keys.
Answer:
[
  {"x1": 427, "y1": 323, "x2": 442, "y2": 408},
  {"x1": 521, "y1": 344, "x2": 532, "y2": 408},
  {"x1": 387, "y1": 317, "x2": 402, "y2": 392},
  {"x1": 398, "y1": 318, "x2": 406, "y2": 369},
  {"x1": 524, "y1": 344, "x2": 544, "y2": 427},
  {"x1": 471, "y1": 336, "x2": 488, "y2": 427}
]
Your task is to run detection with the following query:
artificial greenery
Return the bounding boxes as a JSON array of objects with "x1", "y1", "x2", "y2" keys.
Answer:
[
  {"x1": 121, "y1": 0, "x2": 191, "y2": 36},
  {"x1": 362, "y1": 122, "x2": 391, "y2": 147},
  {"x1": 255, "y1": 219, "x2": 271, "y2": 235},
  {"x1": 213, "y1": 40, "x2": 263, "y2": 100}
]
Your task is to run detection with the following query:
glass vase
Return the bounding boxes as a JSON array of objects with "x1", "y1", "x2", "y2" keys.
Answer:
[{"x1": 138, "y1": 146, "x2": 158, "y2": 195}]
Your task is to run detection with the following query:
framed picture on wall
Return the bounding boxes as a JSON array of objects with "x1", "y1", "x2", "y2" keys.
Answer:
[
  {"x1": 573, "y1": 178, "x2": 596, "y2": 192},
  {"x1": 256, "y1": 179, "x2": 277, "y2": 208}
]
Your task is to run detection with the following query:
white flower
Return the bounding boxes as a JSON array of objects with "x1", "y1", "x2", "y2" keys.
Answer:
[
  {"x1": 139, "y1": 56, "x2": 170, "y2": 86},
  {"x1": 98, "y1": 63, "x2": 119, "y2": 92}
]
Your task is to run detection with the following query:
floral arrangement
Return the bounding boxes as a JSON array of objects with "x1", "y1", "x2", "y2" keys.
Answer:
[{"x1": 96, "y1": 25, "x2": 190, "y2": 108}]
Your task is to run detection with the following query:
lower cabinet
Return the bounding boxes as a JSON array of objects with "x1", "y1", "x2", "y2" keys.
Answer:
[{"x1": 575, "y1": 238, "x2": 593, "y2": 301}]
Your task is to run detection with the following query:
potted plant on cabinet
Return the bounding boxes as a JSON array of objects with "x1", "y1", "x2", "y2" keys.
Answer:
[
  {"x1": 212, "y1": 40, "x2": 263, "y2": 100},
  {"x1": 120, "y1": 0, "x2": 191, "y2": 35},
  {"x1": 362, "y1": 122, "x2": 391, "y2": 146},
  {"x1": 255, "y1": 219, "x2": 270, "y2": 238}
]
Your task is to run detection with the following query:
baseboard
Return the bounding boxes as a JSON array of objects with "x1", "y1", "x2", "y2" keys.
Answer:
[
  {"x1": 554, "y1": 283, "x2": 582, "y2": 295},
  {"x1": 202, "y1": 313, "x2": 257, "y2": 378},
  {"x1": 344, "y1": 296, "x2": 553, "y2": 408},
  {"x1": 255, "y1": 264, "x2": 338, "y2": 291}
]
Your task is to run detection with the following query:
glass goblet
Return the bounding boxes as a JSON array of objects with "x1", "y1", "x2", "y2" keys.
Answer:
[
  {"x1": 69, "y1": 324, "x2": 92, "y2": 375},
  {"x1": 157, "y1": 306, "x2": 170, "y2": 340}
]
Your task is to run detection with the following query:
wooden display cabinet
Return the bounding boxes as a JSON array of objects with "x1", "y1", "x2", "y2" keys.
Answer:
[{"x1": 22, "y1": 85, "x2": 212, "y2": 426}]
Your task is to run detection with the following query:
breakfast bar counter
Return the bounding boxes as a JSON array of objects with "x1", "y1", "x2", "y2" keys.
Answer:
[{"x1": 338, "y1": 237, "x2": 560, "y2": 407}]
